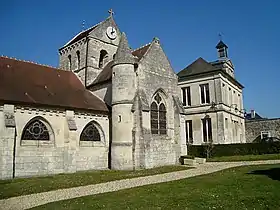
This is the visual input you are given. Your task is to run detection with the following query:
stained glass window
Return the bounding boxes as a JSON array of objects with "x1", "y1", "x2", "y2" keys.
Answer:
[
  {"x1": 150, "y1": 93, "x2": 167, "y2": 135},
  {"x1": 21, "y1": 120, "x2": 50, "y2": 140},
  {"x1": 80, "y1": 122, "x2": 101, "y2": 141},
  {"x1": 151, "y1": 102, "x2": 159, "y2": 134},
  {"x1": 159, "y1": 103, "x2": 167, "y2": 135}
]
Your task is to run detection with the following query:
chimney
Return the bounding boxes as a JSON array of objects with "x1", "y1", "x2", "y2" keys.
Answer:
[{"x1": 251, "y1": 110, "x2": 255, "y2": 119}]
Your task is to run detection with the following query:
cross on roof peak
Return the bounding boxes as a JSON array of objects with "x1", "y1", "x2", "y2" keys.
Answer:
[{"x1": 108, "y1": 9, "x2": 114, "y2": 17}]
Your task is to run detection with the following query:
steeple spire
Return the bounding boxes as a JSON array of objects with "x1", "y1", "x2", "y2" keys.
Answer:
[{"x1": 113, "y1": 32, "x2": 135, "y2": 65}]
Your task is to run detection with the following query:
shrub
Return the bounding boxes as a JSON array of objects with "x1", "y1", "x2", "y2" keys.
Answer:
[{"x1": 188, "y1": 142, "x2": 280, "y2": 158}]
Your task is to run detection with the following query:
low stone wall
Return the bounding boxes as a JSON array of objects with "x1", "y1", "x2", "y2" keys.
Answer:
[
  {"x1": 245, "y1": 118, "x2": 280, "y2": 143},
  {"x1": 144, "y1": 136, "x2": 178, "y2": 168}
]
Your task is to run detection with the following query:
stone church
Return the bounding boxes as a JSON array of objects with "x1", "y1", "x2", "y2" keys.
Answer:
[{"x1": 0, "y1": 12, "x2": 245, "y2": 179}]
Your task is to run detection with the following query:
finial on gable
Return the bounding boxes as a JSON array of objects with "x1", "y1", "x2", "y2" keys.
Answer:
[{"x1": 153, "y1": 37, "x2": 160, "y2": 44}]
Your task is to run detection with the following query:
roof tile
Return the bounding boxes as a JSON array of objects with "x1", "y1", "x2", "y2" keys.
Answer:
[{"x1": 0, "y1": 57, "x2": 108, "y2": 113}]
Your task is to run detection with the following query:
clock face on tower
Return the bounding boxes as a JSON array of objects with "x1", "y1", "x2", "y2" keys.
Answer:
[{"x1": 106, "y1": 26, "x2": 117, "y2": 40}]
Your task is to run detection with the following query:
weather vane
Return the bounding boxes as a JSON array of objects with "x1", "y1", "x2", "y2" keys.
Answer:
[{"x1": 218, "y1": 33, "x2": 223, "y2": 41}]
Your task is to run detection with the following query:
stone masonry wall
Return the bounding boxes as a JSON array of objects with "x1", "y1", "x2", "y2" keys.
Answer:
[
  {"x1": 245, "y1": 118, "x2": 280, "y2": 143},
  {"x1": 0, "y1": 104, "x2": 109, "y2": 180},
  {"x1": 136, "y1": 40, "x2": 183, "y2": 168}
]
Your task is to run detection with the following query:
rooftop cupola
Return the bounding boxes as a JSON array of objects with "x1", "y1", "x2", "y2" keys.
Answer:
[{"x1": 216, "y1": 40, "x2": 228, "y2": 59}]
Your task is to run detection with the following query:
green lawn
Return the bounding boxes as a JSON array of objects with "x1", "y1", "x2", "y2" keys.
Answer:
[
  {"x1": 0, "y1": 165, "x2": 189, "y2": 199},
  {"x1": 208, "y1": 153, "x2": 280, "y2": 162},
  {"x1": 31, "y1": 164, "x2": 280, "y2": 210}
]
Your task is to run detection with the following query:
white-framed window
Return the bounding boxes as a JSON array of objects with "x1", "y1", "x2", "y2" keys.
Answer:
[
  {"x1": 202, "y1": 118, "x2": 212, "y2": 142},
  {"x1": 200, "y1": 84, "x2": 210, "y2": 104},
  {"x1": 182, "y1": 87, "x2": 191, "y2": 106},
  {"x1": 185, "y1": 120, "x2": 193, "y2": 144},
  {"x1": 261, "y1": 131, "x2": 271, "y2": 139}
]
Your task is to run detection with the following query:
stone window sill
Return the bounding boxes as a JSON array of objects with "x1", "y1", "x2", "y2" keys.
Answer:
[{"x1": 79, "y1": 141, "x2": 106, "y2": 147}]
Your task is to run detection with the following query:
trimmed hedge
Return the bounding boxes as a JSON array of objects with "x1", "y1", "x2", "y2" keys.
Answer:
[{"x1": 188, "y1": 142, "x2": 280, "y2": 158}]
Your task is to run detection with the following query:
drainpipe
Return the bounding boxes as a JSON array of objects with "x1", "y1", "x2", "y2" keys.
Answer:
[
  {"x1": 12, "y1": 128, "x2": 17, "y2": 178},
  {"x1": 85, "y1": 37, "x2": 90, "y2": 88}
]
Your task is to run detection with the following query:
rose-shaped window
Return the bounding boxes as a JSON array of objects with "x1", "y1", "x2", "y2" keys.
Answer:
[
  {"x1": 22, "y1": 118, "x2": 51, "y2": 140},
  {"x1": 80, "y1": 121, "x2": 101, "y2": 141}
]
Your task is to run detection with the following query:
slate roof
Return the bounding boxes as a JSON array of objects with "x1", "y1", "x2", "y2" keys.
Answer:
[
  {"x1": 177, "y1": 57, "x2": 244, "y2": 88},
  {"x1": 113, "y1": 33, "x2": 135, "y2": 65},
  {"x1": 132, "y1": 44, "x2": 151, "y2": 61},
  {"x1": 91, "y1": 61, "x2": 113, "y2": 85},
  {"x1": 0, "y1": 56, "x2": 109, "y2": 113},
  {"x1": 216, "y1": 40, "x2": 228, "y2": 49},
  {"x1": 177, "y1": 57, "x2": 217, "y2": 78},
  {"x1": 59, "y1": 16, "x2": 113, "y2": 50},
  {"x1": 59, "y1": 25, "x2": 97, "y2": 50},
  {"x1": 245, "y1": 112, "x2": 263, "y2": 120}
]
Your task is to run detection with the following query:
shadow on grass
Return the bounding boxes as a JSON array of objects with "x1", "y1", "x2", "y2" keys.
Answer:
[{"x1": 248, "y1": 167, "x2": 280, "y2": 181}]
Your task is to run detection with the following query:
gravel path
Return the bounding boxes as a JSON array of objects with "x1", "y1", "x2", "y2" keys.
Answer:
[{"x1": 1, "y1": 160, "x2": 280, "y2": 210}]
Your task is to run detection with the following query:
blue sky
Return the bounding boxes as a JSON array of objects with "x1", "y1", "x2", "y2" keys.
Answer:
[{"x1": 1, "y1": 0, "x2": 279, "y2": 118}]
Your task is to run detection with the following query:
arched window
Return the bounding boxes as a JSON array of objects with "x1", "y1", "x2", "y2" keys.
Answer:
[
  {"x1": 99, "y1": 50, "x2": 108, "y2": 68},
  {"x1": 68, "y1": 55, "x2": 72, "y2": 70},
  {"x1": 76, "y1": 50, "x2": 80, "y2": 70},
  {"x1": 151, "y1": 102, "x2": 159, "y2": 134},
  {"x1": 150, "y1": 93, "x2": 167, "y2": 135},
  {"x1": 21, "y1": 118, "x2": 52, "y2": 141},
  {"x1": 159, "y1": 103, "x2": 167, "y2": 134},
  {"x1": 80, "y1": 121, "x2": 101, "y2": 141}
]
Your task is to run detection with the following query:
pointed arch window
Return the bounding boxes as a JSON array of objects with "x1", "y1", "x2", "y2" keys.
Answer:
[
  {"x1": 99, "y1": 50, "x2": 108, "y2": 68},
  {"x1": 159, "y1": 103, "x2": 167, "y2": 134},
  {"x1": 150, "y1": 93, "x2": 167, "y2": 135},
  {"x1": 20, "y1": 117, "x2": 55, "y2": 147},
  {"x1": 22, "y1": 119, "x2": 50, "y2": 140},
  {"x1": 68, "y1": 54, "x2": 72, "y2": 70},
  {"x1": 76, "y1": 50, "x2": 80, "y2": 70},
  {"x1": 80, "y1": 121, "x2": 101, "y2": 141}
]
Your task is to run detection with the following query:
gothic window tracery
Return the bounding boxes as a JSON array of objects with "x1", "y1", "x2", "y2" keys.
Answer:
[
  {"x1": 21, "y1": 119, "x2": 50, "y2": 140},
  {"x1": 150, "y1": 93, "x2": 167, "y2": 135},
  {"x1": 80, "y1": 121, "x2": 101, "y2": 141}
]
